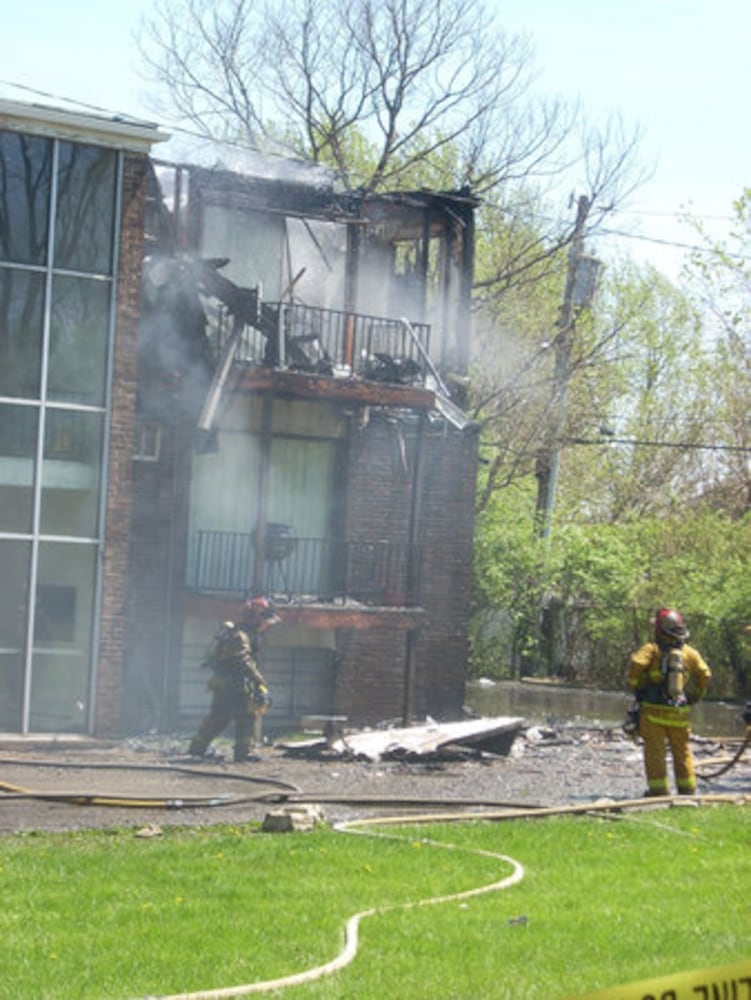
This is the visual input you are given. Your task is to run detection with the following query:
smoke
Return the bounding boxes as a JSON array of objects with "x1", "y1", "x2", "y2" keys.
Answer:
[{"x1": 157, "y1": 133, "x2": 336, "y2": 191}]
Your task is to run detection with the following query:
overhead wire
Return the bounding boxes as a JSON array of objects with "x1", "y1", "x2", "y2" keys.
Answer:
[{"x1": 567, "y1": 435, "x2": 751, "y2": 454}]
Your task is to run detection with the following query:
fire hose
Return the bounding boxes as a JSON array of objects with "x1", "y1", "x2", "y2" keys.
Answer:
[
  {"x1": 697, "y1": 701, "x2": 751, "y2": 781},
  {"x1": 1, "y1": 757, "x2": 747, "y2": 999},
  {"x1": 135, "y1": 793, "x2": 747, "y2": 1000},
  {"x1": 0, "y1": 758, "x2": 300, "y2": 810}
]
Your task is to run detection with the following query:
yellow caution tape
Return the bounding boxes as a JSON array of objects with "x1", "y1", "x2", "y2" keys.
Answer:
[{"x1": 571, "y1": 958, "x2": 751, "y2": 999}]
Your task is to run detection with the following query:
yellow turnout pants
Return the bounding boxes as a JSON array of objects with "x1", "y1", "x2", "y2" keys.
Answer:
[{"x1": 639, "y1": 702, "x2": 696, "y2": 795}]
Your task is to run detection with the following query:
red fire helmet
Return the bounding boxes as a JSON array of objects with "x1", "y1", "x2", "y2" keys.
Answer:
[
  {"x1": 243, "y1": 596, "x2": 280, "y2": 625},
  {"x1": 654, "y1": 608, "x2": 688, "y2": 645}
]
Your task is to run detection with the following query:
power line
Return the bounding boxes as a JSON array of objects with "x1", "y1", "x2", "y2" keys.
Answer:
[
  {"x1": 0, "y1": 79, "x2": 328, "y2": 171},
  {"x1": 614, "y1": 208, "x2": 736, "y2": 222},
  {"x1": 3, "y1": 79, "x2": 749, "y2": 261},
  {"x1": 598, "y1": 227, "x2": 751, "y2": 262},
  {"x1": 568, "y1": 436, "x2": 751, "y2": 454}
]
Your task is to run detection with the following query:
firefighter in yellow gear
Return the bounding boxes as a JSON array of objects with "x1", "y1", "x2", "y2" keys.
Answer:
[
  {"x1": 189, "y1": 597, "x2": 279, "y2": 762},
  {"x1": 627, "y1": 608, "x2": 711, "y2": 796}
]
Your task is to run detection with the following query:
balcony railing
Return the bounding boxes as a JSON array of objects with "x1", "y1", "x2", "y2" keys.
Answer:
[
  {"x1": 214, "y1": 302, "x2": 432, "y2": 385},
  {"x1": 187, "y1": 530, "x2": 421, "y2": 607}
]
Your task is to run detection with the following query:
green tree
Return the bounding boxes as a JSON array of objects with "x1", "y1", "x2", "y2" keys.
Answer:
[
  {"x1": 683, "y1": 189, "x2": 751, "y2": 515},
  {"x1": 471, "y1": 248, "x2": 750, "y2": 694},
  {"x1": 554, "y1": 261, "x2": 713, "y2": 522}
]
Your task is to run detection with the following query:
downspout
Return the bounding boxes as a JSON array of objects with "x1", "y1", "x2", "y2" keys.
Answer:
[
  {"x1": 160, "y1": 426, "x2": 182, "y2": 730},
  {"x1": 419, "y1": 208, "x2": 431, "y2": 320},
  {"x1": 402, "y1": 412, "x2": 426, "y2": 725}
]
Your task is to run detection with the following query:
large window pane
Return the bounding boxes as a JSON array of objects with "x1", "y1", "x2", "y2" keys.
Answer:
[
  {"x1": 0, "y1": 402, "x2": 38, "y2": 532},
  {"x1": 0, "y1": 267, "x2": 45, "y2": 397},
  {"x1": 29, "y1": 541, "x2": 96, "y2": 733},
  {"x1": 40, "y1": 408, "x2": 104, "y2": 537},
  {"x1": 0, "y1": 539, "x2": 31, "y2": 731},
  {"x1": 0, "y1": 131, "x2": 51, "y2": 266},
  {"x1": 48, "y1": 274, "x2": 110, "y2": 405},
  {"x1": 55, "y1": 142, "x2": 116, "y2": 275}
]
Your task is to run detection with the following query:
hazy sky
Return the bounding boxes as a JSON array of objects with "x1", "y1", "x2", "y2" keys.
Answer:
[
  {"x1": 1, "y1": 0, "x2": 747, "y2": 278},
  {"x1": 497, "y1": 0, "x2": 749, "y2": 276}
]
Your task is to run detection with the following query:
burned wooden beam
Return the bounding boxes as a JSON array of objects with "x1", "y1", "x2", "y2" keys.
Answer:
[
  {"x1": 233, "y1": 368, "x2": 437, "y2": 409},
  {"x1": 182, "y1": 594, "x2": 424, "y2": 630}
]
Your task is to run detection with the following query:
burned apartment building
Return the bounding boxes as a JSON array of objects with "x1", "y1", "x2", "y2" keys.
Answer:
[{"x1": 0, "y1": 97, "x2": 479, "y2": 738}]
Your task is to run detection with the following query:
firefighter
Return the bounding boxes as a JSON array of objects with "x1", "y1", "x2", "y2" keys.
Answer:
[
  {"x1": 188, "y1": 597, "x2": 279, "y2": 762},
  {"x1": 627, "y1": 608, "x2": 711, "y2": 796}
]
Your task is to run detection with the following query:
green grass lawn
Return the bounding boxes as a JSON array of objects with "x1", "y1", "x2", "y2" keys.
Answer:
[{"x1": 0, "y1": 804, "x2": 748, "y2": 999}]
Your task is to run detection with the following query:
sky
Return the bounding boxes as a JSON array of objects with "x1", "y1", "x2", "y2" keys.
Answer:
[{"x1": 1, "y1": 0, "x2": 747, "y2": 280}]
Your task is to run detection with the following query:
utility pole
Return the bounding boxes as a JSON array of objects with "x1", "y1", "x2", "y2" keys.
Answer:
[
  {"x1": 536, "y1": 194, "x2": 594, "y2": 539},
  {"x1": 529, "y1": 195, "x2": 600, "y2": 678}
]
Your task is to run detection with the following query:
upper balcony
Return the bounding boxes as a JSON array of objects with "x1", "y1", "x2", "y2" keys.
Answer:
[
  {"x1": 139, "y1": 255, "x2": 453, "y2": 424},
  {"x1": 207, "y1": 297, "x2": 434, "y2": 392}
]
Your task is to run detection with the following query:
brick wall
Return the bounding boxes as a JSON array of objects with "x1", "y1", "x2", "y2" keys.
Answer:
[
  {"x1": 336, "y1": 411, "x2": 479, "y2": 724},
  {"x1": 334, "y1": 627, "x2": 408, "y2": 724},
  {"x1": 122, "y1": 424, "x2": 193, "y2": 733},
  {"x1": 413, "y1": 424, "x2": 479, "y2": 718},
  {"x1": 94, "y1": 153, "x2": 149, "y2": 735}
]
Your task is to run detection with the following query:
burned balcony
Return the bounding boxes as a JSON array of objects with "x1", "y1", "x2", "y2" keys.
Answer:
[
  {"x1": 187, "y1": 527, "x2": 422, "y2": 607},
  {"x1": 214, "y1": 300, "x2": 432, "y2": 386}
]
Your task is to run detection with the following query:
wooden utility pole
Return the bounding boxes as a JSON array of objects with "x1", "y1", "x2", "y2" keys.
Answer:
[{"x1": 536, "y1": 194, "x2": 591, "y2": 539}]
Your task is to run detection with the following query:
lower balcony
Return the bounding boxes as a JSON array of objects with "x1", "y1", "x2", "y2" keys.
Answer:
[{"x1": 186, "y1": 528, "x2": 421, "y2": 608}]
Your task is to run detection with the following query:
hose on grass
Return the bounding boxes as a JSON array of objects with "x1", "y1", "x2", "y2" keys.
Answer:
[
  {"x1": 1, "y1": 758, "x2": 747, "y2": 998},
  {"x1": 142, "y1": 817, "x2": 527, "y2": 1000},
  {"x1": 141, "y1": 792, "x2": 748, "y2": 1000}
]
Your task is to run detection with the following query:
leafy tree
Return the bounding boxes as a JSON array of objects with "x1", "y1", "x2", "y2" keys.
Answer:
[
  {"x1": 471, "y1": 478, "x2": 546, "y2": 678},
  {"x1": 473, "y1": 498, "x2": 750, "y2": 694},
  {"x1": 471, "y1": 245, "x2": 750, "y2": 695},
  {"x1": 554, "y1": 261, "x2": 714, "y2": 522},
  {"x1": 683, "y1": 189, "x2": 751, "y2": 515}
]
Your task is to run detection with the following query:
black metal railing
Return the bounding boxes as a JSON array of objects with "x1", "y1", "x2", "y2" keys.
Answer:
[
  {"x1": 214, "y1": 302, "x2": 432, "y2": 385},
  {"x1": 188, "y1": 530, "x2": 421, "y2": 607}
]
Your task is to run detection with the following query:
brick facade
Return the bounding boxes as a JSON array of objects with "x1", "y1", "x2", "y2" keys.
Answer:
[
  {"x1": 121, "y1": 397, "x2": 478, "y2": 732},
  {"x1": 113, "y1": 165, "x2": 479, "y2": 736},
  {"x1": 94, "y1": 153, "x2": 149, "y2": 735},
  {"x1": 414, "y1": 425, "x2": 479, "y2": 716},
  {"x1": 334, "y1": 412, "x2": 479, "y2": 724}
]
